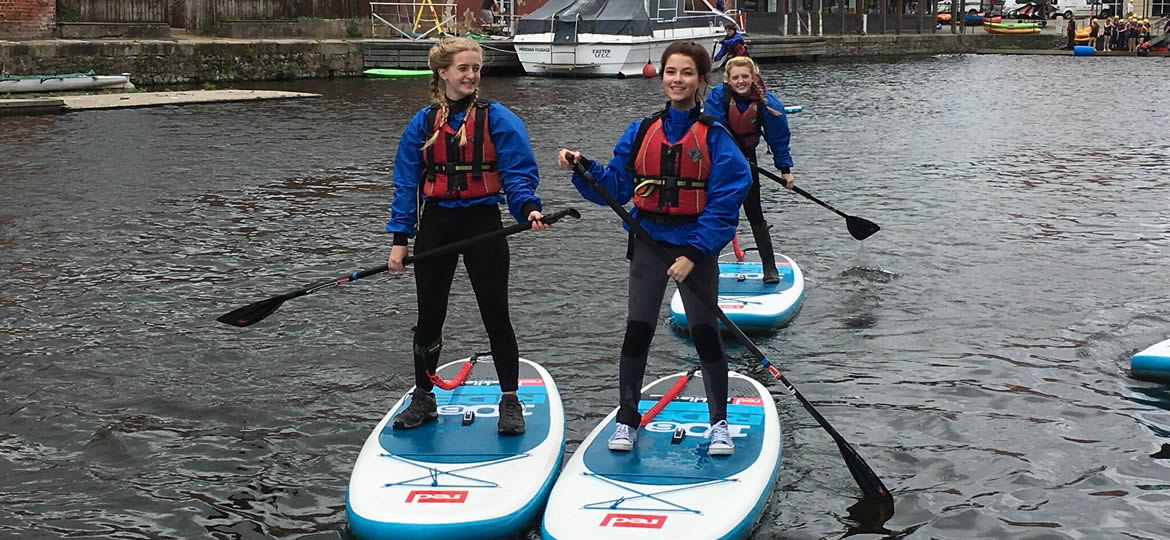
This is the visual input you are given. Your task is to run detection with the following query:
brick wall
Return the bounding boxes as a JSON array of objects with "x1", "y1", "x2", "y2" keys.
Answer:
[{"x1": 0, "y1": 0, "x2": 56, "y2": 39}]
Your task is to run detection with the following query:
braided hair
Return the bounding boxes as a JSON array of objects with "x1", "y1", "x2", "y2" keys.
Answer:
[{"x1": 423, "y1": 37, "x2": 485, "y2": 150}]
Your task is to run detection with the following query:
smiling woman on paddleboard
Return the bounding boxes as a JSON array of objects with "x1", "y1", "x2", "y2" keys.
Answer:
[
  {"x1": 703, "y1": 56, "x2": 796, "y2": 284},
  {"x1": 386, "y1": 36, "x2": 549, "y2": 436},
  {"x1": 557, "y1": 40, "x2": 751, "y2": 456}
]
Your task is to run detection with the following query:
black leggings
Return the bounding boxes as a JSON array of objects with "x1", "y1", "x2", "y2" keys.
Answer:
[
  {"x1": 616, "y1": 235, "x2": 729, "y2": 427},
  {"x1": 412, "y1": 204, "x2": 520, "y2": 392},
  {"x1": 742, "y1": 150, "x2": 767, "y2": 230}
]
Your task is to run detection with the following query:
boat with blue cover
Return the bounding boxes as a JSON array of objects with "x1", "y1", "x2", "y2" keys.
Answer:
[{"x1": 346, "y1": 356, "x2": 565, "y2": 540}]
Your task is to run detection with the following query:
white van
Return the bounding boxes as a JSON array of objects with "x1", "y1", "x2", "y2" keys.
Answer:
[
  {"x1": 938, "y1": 0, "x2": 987, "y2": 14},
  {"x1": 1052, "y1": 0, "x2": 1119, "y2": 18}
]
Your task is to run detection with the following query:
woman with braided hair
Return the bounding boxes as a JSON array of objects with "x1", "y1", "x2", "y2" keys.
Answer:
[
  {"x1": 386, "y1": 36, "x2": 549, "y2": 435},
  {"x1": 703, "y1": 56, "x2": 795, "y2": 284}
]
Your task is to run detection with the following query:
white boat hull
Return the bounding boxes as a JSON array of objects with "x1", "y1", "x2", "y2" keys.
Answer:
[
  {"x1": 514, "y1": 27, "x2": 727, "y2": 77},
  {"x1": 0, "y1": 75, "x2": 132, "y2": 94}
]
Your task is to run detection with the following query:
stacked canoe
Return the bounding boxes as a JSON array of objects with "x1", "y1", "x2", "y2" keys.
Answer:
[{"x1": 983, "y1": 21, "x2": 1041, "y2": 34}]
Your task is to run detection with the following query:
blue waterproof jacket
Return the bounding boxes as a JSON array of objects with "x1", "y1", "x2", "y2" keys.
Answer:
[
  {"x1": 714, "y1": 32, "x2": 749, "y2": 61},
  {"x1": 570, "y1": 106, "x2": 751, "y2": 260},
  {"x1": 386, "y1": 101, "x2": 542, "y2": 239},
  {"x1": 704, "y1": 83, "x2": 794, "y2": 171}
]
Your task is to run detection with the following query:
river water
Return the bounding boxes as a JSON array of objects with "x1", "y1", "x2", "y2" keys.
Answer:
[{"x1": 2, "y1": 53, "x2": 1168, "y2": 539}]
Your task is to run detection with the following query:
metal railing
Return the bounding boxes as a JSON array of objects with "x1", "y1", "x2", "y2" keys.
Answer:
[{"x1": 370, "y1": 1, "x2": 458, "y2": 39}]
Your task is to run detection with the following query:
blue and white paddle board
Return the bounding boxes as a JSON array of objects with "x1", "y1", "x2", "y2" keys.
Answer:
[
  {"x1": 346, "y1": 357, "x2": 565, "y2": 540},
  {"x1": 671, "y1": 252, "x2": 805, "y2": 331},
  {"x1": 542, "y1": 370, "x2": 782, "y2": 540},
  {"x1": 1132, "y1": 338, "x2": 1170, "y2": 382}
]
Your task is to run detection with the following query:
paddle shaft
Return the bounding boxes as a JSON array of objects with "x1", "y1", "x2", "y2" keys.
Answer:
[
  {"x1": 572, "y1": 159, "x2": 892, "y2": 504},
  {"x1": 289, "y1": 208, "x2": 577, "y2": 301},
  {"x1": 216, "y1": 208, "x2": 580, "y2": 327},
  {"x1": 754, "y1": 165, "x2": 849, "y2": 220}
]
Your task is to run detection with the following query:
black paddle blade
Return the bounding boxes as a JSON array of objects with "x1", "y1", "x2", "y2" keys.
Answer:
[
  {"x1": 846, "y1": 215, "x2": 881, "y2": 241},
  {"x1": 216, "y1": 296, "x2": 286, "y2": 327},
  {"x1": 836, "y1": 438, "x2": 896, "y2": 511}
]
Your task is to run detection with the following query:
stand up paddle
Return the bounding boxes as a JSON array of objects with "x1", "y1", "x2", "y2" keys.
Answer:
[
  {"x1": 216, "y1": 208, "x2": 581, "y2": 327},
  {"x1": 571, "y1": 157, "x2": 893, "y2": 512},
  {"x1": 754, "y1": 165, "x2": 881, "y2": 241}
]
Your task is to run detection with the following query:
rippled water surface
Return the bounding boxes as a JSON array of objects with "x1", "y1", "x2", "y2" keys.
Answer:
[{"x1": 2, "y1": 53, "x2": 1169, "y2": 539}]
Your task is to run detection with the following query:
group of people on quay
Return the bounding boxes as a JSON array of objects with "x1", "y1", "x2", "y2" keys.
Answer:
[
  {"x1": 385, "y1": 32, "x2": 791, "y2": 454},
  {"x1": 1073, "y1": 14, "x2": 1167, "y2": 51}
]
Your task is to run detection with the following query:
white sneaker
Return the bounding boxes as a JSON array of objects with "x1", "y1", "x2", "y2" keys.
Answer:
[
  {"x1": 608, "y1": 423, "x2": 636, "y2": 452},
  {"x1": 707, "y1": 420, "x2": 735, "y2": 456}
]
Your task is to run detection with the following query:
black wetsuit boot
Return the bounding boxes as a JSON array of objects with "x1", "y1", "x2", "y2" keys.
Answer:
[
  {"x1": 497, "y1": 393, "x2": 526, "y2": 435},
  {"x1": 752, "y1": 226, "x2": 781, "y2": 284},
  {"x1": 393, "y1": 338, "x2": 443, "y2": 430}
]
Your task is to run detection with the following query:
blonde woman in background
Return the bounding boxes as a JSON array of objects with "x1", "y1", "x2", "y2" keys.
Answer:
[{"x1": 703, "y1": 56, "x2": 795, "y2": 285}]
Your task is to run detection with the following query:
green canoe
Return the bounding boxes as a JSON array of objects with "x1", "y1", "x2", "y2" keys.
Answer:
[
  {"x1": 363, "y1": 68, "x2": 432, "y2": 79},
  {"x1": 983, "y1": 21, "x2": 1039, "y2": 29}
]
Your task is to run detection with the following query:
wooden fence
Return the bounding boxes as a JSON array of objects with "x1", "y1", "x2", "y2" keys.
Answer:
[
  {"x1": 62, "y1": 0, "x2": 167, "y2": 22},
  {"x1": 59, "y1": 0, "x2": 371, "y2": 27}
]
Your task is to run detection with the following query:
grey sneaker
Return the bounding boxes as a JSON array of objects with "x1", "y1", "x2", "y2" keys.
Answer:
[
  {"x1": 392, "y1": 389, "x2": 438, "y2": 430},
  {"x1": 497, "y1": 394, "x2": 526, "y2": 435},
  {"x1": 608, "y1": 423, "x2": 636, "y2": 452},
  {"x1": 707, "y1": 420, "x2": 735, "y2": 456}
]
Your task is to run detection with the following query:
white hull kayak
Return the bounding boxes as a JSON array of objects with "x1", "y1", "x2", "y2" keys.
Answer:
[{"x1": 0, "y1": 73, "x2": 133, "y2": 94}]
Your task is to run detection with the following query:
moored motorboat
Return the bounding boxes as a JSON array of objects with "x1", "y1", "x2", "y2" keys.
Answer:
[
  {"x1": 0, "y1": 71, "x2": 133, "y2": 93},
  {"x1": 513, "y1": 0, "x2": 735, "y2": 77}
]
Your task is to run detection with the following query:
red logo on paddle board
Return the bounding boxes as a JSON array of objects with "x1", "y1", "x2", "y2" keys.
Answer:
[
  {"x1": 405, "y1": 490, "x2": 468, "y2": 503},
  {"x1": 600, "y1": 513, "x2": 667, "y2": 528},
  {"x1": 718, "y1": 304, "x2": 745, "y2": 310},
  {"x1": 732, "y1": 397, "x2": 763, "y2": 406},
  {"x1": 518, "y1": 378, "x2": 545, "y2": 386}
]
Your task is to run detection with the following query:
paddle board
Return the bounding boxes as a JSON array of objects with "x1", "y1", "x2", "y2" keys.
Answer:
[
  {"x1": 670, "y1": 251, "x2": 805, "y2": 331},
  {"x1": 1132, "y1": 338, "x2": 1170, "y2": 382},
  {"x1": 363, "y1": 68, "x2": 432, "y2": 78},
  {"x1": 542, "y1": 369, "x2": 782, "y2": 539},
  {"x1": 784, "y1": 105, "x2": 802, "y2": 114},
  {"x1": 346, "y1": 356, "x2": 565, "y2": 540}
]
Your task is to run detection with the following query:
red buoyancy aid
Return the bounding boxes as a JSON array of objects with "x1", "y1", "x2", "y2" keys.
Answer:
[
  {"x1": 723, "y1": 91, "x2": 763, "y2": 148},
  {"x1": 625, "y1": 109, "x2": 713, "y2": 219},
  {"x1": 730, "y1": 40, "x2": 747, "y2": 58},
  {"x1": 422, "y1": 99, "x2": 501, "y2": 200}
]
